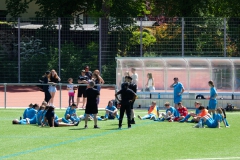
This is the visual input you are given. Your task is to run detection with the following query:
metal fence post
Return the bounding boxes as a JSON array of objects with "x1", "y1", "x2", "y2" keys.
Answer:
[
  {"x1": 224, "y1": 18, "x2": 226, "y2": 57},
  {"x1": 99, "y1": 18, "x2": 102, "y2": 73},
  {"x1": 18, "y1": 17, "x2": 21, "y2": 83},
  {"x1": 140, "y1": 18, "x2": 143, "y2": 57},
  {"x1": 59, "y1": 83, "x2": 62, "y2": 109},
  {"x1": 58, "y1": 17, "x2": 61, "y2": 77},
  {"x1": 4, "y1": 83, "x2": 7, "y2": 109},
  {"x1": 182, "y1": 17, "x2": 185, "y2": 57}
]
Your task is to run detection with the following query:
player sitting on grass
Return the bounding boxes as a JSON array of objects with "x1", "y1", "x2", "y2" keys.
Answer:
[
  {"x1": 157, "y1": 102, "x2": 179, "y2": 122},
  {"x1": 138, "y1": 101, "x2": 159, "y2": 120},
  {"x1": 22, "y1": 103, "x2": 33, "y2": 119},
  {"x1": 195, "y1": 107, "x2": 229, "y2": 128},
  {"x1": 44, "y1": 106, "x2": 80, "y2": 127},
  {"x1": 174, "y1": 102, "x2": 188, "y2": 121},
  {"x1": 105, "y1": 100, "x2": 119, "y2": 120},
  {"x1": 179, "y1": 101, "x2": 203, "y2": 123},
  {"x1": 64, "y1": 103, "x2": 80, "y2": 123}
]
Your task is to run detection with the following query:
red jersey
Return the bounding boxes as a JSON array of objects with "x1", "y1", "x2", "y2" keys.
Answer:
[{"x1": 178, "y1": 107, "x2": 188, "y2": 117}]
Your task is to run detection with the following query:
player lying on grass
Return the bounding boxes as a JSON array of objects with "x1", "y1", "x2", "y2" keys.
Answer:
[
  {"x1": 138, "y1": 101, "x2": 159, "y2": 120},
  {"x1": 79, "y1": 114, "x2": 107, "y2": 121},
  {"x1": 195, "y1": 107, "x2": 229, "y2": 128},
  {"x1": 12, "y1": 117, "x2": 37, "y2": 125},
  {"x1": 179, "y1": 101, "x2": 207, "y2": 123},
  {"x1": 105, "y1": 100, "x2": 119, "y2": 120}
]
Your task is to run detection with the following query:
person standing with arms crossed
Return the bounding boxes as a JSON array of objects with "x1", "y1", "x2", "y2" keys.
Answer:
[
  {"x1": 127, "y1": 76, "x2": 137, "y2": 124},
  {"x1": 115, "y1": 82, "x2": 137, "y2": 129},
  {"x1": 170, "y1": 77, "x2": 185, "y2": 109},
  {"x1": 84, "y1": 81, "x2": 100, "y2": 129},
  {"x1": 76, "y1": 70, "x2": 89, "y2": 109}
]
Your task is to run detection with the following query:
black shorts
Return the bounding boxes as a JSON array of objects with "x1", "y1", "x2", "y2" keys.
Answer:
[{"x1": 78, "y1": 88, "x2": 87, "y2": 98}]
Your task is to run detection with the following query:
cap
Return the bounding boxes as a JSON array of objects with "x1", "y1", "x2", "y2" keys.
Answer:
[{"x1": 45, "y1": 71, "x2": 50, "y2": 74}]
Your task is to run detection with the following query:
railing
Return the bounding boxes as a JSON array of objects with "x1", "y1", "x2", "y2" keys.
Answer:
[{"x1": 0, "y1": 83, "x2": 117, "y2": 109}]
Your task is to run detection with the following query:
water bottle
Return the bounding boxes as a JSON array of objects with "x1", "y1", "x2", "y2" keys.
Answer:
[
  {"x1": 158, "y1": 93, "x2": 160, "y2": 99},
  {"x1": 232, "y1": 94, "x2": 234, "y2": 100},
  {"x1": 150, "y1": 93, "x2": 152, "y2": 99}
]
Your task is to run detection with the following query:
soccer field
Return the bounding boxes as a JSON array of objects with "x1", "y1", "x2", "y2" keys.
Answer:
[{"x1": 0, "y1": 109, "x2": 240, "y2": 160}]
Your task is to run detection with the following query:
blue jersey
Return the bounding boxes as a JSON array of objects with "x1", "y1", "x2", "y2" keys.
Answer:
[
  {"x1": 206, "y1": 113, "x2": 222, "y2": 128},
  {"x1": 23, "y1": 108, "x2": 31, "y2": 119},
  {"x1": 195, "y1": 108, "x2": 201, "y2": 115},
  {"x1": 26, "y1": 108, "x2": 37, "y2": 119},
  {"x1": 166, "y1": 107, "x2": 179, "y2": 117},
  {"x1": 64, "y1": 107, "x2": 76, "y2": 118},
  {"x1": 173, "y1": 82, "x2": 184, "y2": 103},
  {"x1": 19, "y1": 119, "x2": 27, "y2": 124},
  {"x1": 106, "y1": 106, "x2": 117, "y2": 112},
  {"x1": 37, "y1": 110, "x2": 44, "y2": 125},
  {"x1": 209, "y1": 87, "x2": 217, "y2": 109},
  {"x1": 29, "y1": 115, "x2": 37, "y2": 124}
]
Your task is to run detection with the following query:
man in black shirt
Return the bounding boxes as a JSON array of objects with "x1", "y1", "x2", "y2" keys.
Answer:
[
  {"x1": 84, "y1": 81, "x2": 100, "y2": 129},
  {"x1": 127, "y1": 76, "x2": 137, "y2": 124},
  {"x1": 76, "y1": 70, "x2": 89, "y2": 108},
  {"x1": 115, "y1": 82, "x2": 137, "y2": 129},
  {"x1": 84, "y1": 65, "x2": 92, "y2": 80}
]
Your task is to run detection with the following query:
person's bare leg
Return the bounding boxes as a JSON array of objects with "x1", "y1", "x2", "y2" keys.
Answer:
[
  {"x1": 84, "y1": 114, "x2": 89, "y2": 127},
  {"x1": 93, "y1": 114, "x2": 98, "y2": 126},
  {"x1": 76, "y1": 97, "x2": 81, "y2": 108},
  {"x1": 82, "y1": 98, "x2": 86, "y2": 108}
]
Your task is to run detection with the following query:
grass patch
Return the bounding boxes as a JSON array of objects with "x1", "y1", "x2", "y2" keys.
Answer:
[{"x1": 0, "y1": 109, "x2": 240, "y2": 160}]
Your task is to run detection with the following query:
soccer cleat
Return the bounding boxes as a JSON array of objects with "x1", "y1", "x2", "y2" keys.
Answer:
[
  {"x1": 94, "y1": 125, "x2": 100, "y2": 129},
  {"x1": 193, "y1": 124, "x2": 199, "y2": 128},
  {"x1": 128, "y1": 125, "x2": 131, "y2": 129},
  {"x1": 118, "y1": 127, "x2": 122, "y2": 130},
  {"x1": 131, "y1": 121, "x2": 136, "y2": 124},
  {"x1": 74, "y1": 120, "x2": 80, "y2": 126},
  {"x1": 84, "y1": 125, "x2": 88, "y2": 129},
  {"x1": 20, "y1": 116, "x2": 22, "y2": 120},
  {"x1": 137, "y1": 115, "x2": 142, "y2": 120}
]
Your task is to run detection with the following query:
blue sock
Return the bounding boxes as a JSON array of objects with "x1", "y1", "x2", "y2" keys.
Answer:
[
  {"x1": 105, "y1": 114, "x2": 108, "y2": 119},
  {"x1": 180, "y1": 114, "x2": 190, "y2": 122},
  {"x1": 116, "y1": 114, "x2": 119, "y2": 120},
  {"x1": 62, "y1": 118, "x2": 69, "y2": 124},
  {"x1": 224, "y1": 118, "x2": 229, "y2": 126}
]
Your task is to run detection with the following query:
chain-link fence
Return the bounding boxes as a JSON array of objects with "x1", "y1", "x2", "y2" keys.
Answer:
[{"x1": 0, "y1": 17, "x2": 240, "y2": 84}]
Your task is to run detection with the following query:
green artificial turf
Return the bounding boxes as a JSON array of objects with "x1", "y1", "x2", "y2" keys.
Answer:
[{"x1": 0, "y1": 109, "x2": 240, "y2": 160}]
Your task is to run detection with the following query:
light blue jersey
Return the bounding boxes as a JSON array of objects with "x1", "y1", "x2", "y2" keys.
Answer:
[
  {"x1": 37, "y1": 110, "x2": 44, "y2": 125},
  {"x1": 206, "y1": 113, "x2": 222, "y2": 128},
  {"x1": 195, "y1": 108, "x2": 201, "y2": 115},
  {"x1": 19, "y1": 116, "x2": 37, "y2": 125},
  {"x1": 106, "y1": 106, "x2": 117, "y2": 114},
  {"x1": 166, "y1": 107, "x2": 179, "y2": 117},
  {"x1": 208, "y1": 87, "x2": 217, "y2": 110},
  {"x1": 64, "y1": 107, "x2": 76, "y2": 118},
  {"x1": 173, "y1": 82, "x2": 184, "y2": 104},
  {"x1": 64, "y1": 107, "x2": 79, "y2": 122},
  {"x1": 23, "y1": 108, "x2": 31, "y2": 119},
  {"x1": 26, "y1": 108, "x2": 37, "y2": 119}
]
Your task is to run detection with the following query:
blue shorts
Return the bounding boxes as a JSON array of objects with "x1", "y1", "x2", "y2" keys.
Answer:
[
  {"x1": 206, "y1": 119, "x2": 217, "y2": 128},
  {"x1": 49, "y1": 85, "x2": 57, "y2": 92},
  {"x1": 174, "y1": 96, "x2": 182, "y2": 104},
  {"x1": 208, "y1": 100, "x2": 217, "y2": 110}
]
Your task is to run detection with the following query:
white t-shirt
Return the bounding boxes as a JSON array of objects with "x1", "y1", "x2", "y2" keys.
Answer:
[
  {"x1": 67, "y1": 84, "x2": 75, "y2": 93},
  {"x1": 147, "y1": 79, "x2": 153, "y2": 87},
  {"x1": 131, "y1": 73, "x2": 138, "y2": 84}
]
